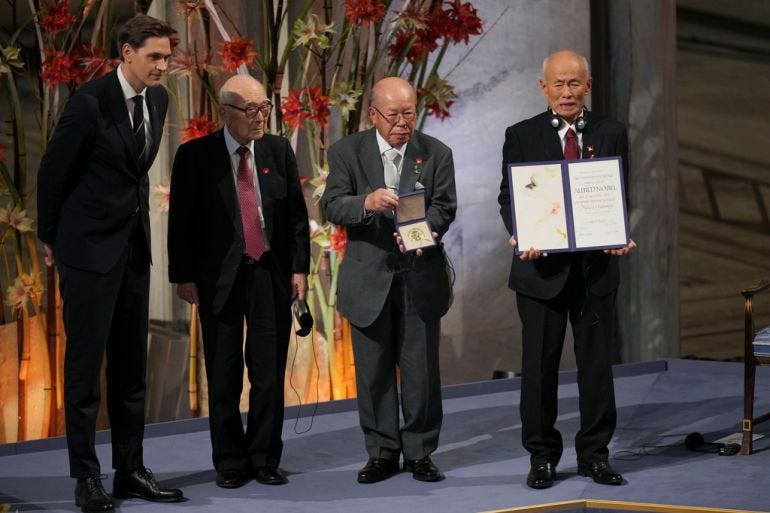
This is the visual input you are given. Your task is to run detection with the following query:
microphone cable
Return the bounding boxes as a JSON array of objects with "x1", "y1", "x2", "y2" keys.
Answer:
[{"x1": 287, "y1": 323, "x2": 321, "y2": 435}]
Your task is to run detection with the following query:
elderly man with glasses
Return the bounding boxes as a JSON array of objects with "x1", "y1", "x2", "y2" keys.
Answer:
[
  {"x1": 168, "y1": 74, "x2": 310, "y2": 489},
  {"x1": 322, "y1": 77, "x2": 457, "y2": 484}
]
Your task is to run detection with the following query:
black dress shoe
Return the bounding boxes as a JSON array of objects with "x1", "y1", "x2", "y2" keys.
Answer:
[
  {"x1": 403, "y1": 457, "x2": 444, "y2": 482},
  {"x1": 357, "y1": 457, "x2": 400, "y2": 484},
  {"x1": 577, "y1": 460, "x2": 623, "y2": 485},
  {"x1": 112, "y1": 467, "x2": 184, "y2": 502},
  {"x1": 216, "y1": 469, "x2": 249, "y2": 488},
  {"x1": 75, "y1": 477, "x2": 114, "y2": 512},
  {"x1": 526, "y1": 462, "x2": 556, "y2": 489},
  {"x1": 254, "y1": 467, "x2": 288, "y2": 485}
]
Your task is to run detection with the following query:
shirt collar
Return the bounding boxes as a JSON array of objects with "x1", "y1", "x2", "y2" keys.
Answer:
[
  {"x1": 375, "y1": 129, "x2": 407, "y2": 159},
  {"x1": 224, "y1": 126, "x2": 254, "y2": 156},
  {"x1": 117, "y1": 64, "x2": 147, "y2": 100}
]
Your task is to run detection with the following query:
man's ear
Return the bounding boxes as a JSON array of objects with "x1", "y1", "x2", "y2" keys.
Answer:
[
  {"x1": 539, "y1": 79, "x2": 547, "y2": 97},
  {"x1": 585, "y1": 77, "x2": 593, "y2": 94},
  {"x1": 121, "y1": 43, "x2": 134, "y2": 62}
]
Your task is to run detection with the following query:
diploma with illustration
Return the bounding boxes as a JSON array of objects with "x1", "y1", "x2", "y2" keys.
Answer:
[{"x1": 506, "y1": 156, "x2": 630, "y2": 254}]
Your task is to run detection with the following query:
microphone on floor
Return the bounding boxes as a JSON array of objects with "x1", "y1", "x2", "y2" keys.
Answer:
[{"x1": 685, "y1": 432, "x2": 740, "y2": 456}]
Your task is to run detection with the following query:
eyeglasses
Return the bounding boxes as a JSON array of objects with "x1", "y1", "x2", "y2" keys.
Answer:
[
  {"x1": 371, "y1": 105, "x2": 416, "y2": 125},
  {"x1": 225, "y1": 101, "x2": 273, "y2": 118}
]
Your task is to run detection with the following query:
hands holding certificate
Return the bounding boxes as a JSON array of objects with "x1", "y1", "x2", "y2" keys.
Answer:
[{"x1": 508, "y1": 235, "x2": 637, "y2": 260}]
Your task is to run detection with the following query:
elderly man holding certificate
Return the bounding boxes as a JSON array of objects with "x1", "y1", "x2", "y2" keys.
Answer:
[{"x1": 497, "y1": 50, "x2": 636, "y2": 490}]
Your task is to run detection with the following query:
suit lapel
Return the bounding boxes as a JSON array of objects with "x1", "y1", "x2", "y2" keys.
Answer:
[
  {"x1": 253, "y1": 138, "x2": 275, "y2": 242},
  {"x1": 540, "y1": 116, "x2": 564, "y2": 161},
  {"x1": 580, "y1": 113, "x2": 602, "y2": 158},
  {"x1": 401, "y1": 135, "x2": 423, "y2": 193},
  {"x1": 144, "y1": 88, "x2": 163, "y2": 169},
  {"x1": 359, "y1": 129, "x2": 385, "y2": 192},
  {"x1": 104, "y1": 71, "x2": 140, "y2": 176},
  {"x1": 212, "y1": 130, "x2": 243, "y2": 239}
]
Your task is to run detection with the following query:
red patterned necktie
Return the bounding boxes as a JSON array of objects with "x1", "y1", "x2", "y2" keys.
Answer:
[
  {"x1": 564, "y1": 128, "x2": 580, "y2": 160},
  {"x1": 236, "y1": 146, "x2": 266, "y2": 260}
]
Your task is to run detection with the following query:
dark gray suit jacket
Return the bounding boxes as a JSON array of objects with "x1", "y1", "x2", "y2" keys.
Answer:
[
  {"x1": 323, "y1": 128, "x2": 457, "y2": 327},
  {"x1": 497, "y1": 110, "x2": 629, "y2": 300}
]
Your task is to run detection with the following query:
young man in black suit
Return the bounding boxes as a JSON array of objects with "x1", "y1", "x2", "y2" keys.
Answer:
[
  {"x1": 497, "y1": 50, "x2": 636, "y2": 490},
  {"x1": 36, "y1": 14, "x2": 183, "y2": 513},
  {"x1": 168, "y1": 74, "x2": 310, "y2": 489}
]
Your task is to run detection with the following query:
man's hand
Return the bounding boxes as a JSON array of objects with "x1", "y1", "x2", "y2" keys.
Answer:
[
  {"x1": 364, "y1": 188, "x2": 399, "y2": 212},
  {"x1": 43, "y1": 243, "x2": 55, "y2": 267},
  {"x1": 176, "y1": 282, "x2": 199, "y2": 305},
  {"x1": 605, "y1": 239, "x2": 637, "y2": 256},
  {"x1": 292, "y1": 273, "x2": 308, "y2": 301},
  {"x1": 394, "y1": 231, "x2": 438, "y2": 256},
  {"x1": 508, "y1": 235, "x2": 548, "y2": 260}
]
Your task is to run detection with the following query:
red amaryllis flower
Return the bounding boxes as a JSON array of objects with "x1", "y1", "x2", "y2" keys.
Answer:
[
  {"x1": 388, "y1": 29, "x2": 439, "y2": 64},
  {"x1": 40, "y1": 48, "x2": 76, "y2": 87},
  {"x1": 281, "y1": 88, "x2": 308, "y2": 131},
  {"x1": 70, "y1": 44, "x2": 116, "y2": 87},
  {"x1": 180, "y1": 115, "x2": 218, "y2": 143},
  {"x1": 219, "y1": 37, "x2": 258, "y2": 71},
  {"x1": 330, "y1": 226, "x2": 347, "y2": 255},
  {"x1": 307, "y1": 86, "x2": 330, "y2": 127},
  {"x1": 442, "y1": 0, "x2": 483, "y2": 44},
  {"x1": 419, "y1": 76, "x2": 457, "y2": 121},
  {"x1": 344, "y1": 0, "x2": 386, "y2": 27},
  {"x1": 39, "y1": 0, "x2": 77, "y2": 34}
]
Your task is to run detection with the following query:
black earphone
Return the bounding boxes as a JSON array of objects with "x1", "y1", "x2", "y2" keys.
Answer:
[{"x1": 549, "y1": 108, "x2": 587, "y2": 131}]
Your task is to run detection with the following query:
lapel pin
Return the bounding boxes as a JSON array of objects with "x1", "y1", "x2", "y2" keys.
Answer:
[{"x1": 262, "y1": 167, "x2": 270, "y2": 174}]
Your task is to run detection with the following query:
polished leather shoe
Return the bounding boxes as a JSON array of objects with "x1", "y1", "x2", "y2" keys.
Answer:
[
  {"x1": 216, "y1": 469, "x2": 249, "y2": 489},
  {"x1": 112, "y1": 467, "x2": 184, "y2": 502},
  {"x1": 403, "y1": 457, "x2": 444, "y2": 482},
  {"x1": 357, "y1": 457, "x2": 400, "y2": 484},
  {"x1": 75, "y1": 477, "x2": 114, "y2": 512},
  {"x1": 577, "y1": 460, "x2": 623, "y2": 485},
  {"x1": 526, "y1": 462, "x2": 556, "y2": 489},
  {"x1": 254, "y1": 467, "x2": 288, "y2": 485}
]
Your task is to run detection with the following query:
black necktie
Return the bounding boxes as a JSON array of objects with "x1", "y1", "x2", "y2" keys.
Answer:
[{"x1": 132, "y1": 95, "x2": 147, "y2": 163}]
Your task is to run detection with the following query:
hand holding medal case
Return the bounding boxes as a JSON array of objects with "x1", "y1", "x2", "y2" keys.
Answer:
[{"x1": 395, "y1": 189, "x2": 435, "y2": 252}]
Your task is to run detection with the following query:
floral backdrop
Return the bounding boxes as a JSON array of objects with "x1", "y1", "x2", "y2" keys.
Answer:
[{"x1": 0, "y1": 0, "x2": 484, "y2": 441}]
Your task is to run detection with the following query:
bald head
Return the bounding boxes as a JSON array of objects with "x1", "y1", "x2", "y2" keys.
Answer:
[
  {"x1": 219, "y1": 74, "x2": 267, "y2": 105},
  {"x1": 219, "y1": 74, "x2": 270, "y2": 144},
  {"x1": 370, "y1": 77, "x2": 417, "y2": 109},
  {"x1": 369, "y1": 77, "x2": 417, "y2": 148},
  {"x1": 539, "y1": 50, "x2": 592, "y2": 125},
  {"x1": 541, "y1": 50, "x2": 590, "y2": 80}
]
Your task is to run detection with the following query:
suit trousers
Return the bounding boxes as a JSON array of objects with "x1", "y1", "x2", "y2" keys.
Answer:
[
  {"x1": 350, "y1": 275, "x2": 442, "y2": 462},
  {"x1": 198, "y1": 257, "x2": 291, "y2": 471},
  {"x1": 516, "y1": 260, "x2": 617, "y2": 466},
  {"x1": 58, "y1": 229, "x2": 150, "y2": 478}
]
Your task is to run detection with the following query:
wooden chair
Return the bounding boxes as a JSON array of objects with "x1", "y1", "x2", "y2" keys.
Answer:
[{"x1": 741, "y1": 277, "x2": 770, "y2": 454}]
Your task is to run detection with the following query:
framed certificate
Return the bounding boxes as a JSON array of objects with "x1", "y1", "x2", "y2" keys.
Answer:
[
  {"x1": 395, "y1": 189, "x2": 436, "y2": 252},
  {"x1": 506, "y1": 157, "x2": 629, "y2": 254}
]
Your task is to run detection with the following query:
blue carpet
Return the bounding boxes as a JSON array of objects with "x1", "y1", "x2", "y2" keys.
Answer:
[{"x1": 1, "y1": 359, "x2": 769, "y2": 512}]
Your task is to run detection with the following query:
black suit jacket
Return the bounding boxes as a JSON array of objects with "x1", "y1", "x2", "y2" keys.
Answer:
[
  {"x1": 37, "y1": 69, "x2": 166, "y2": 273},
  {"x1": 167, "y1": 129, "x2": 310, "y2": 315},
  {"x1": 498, "y1": 110, "x2": 629, "y2": 300}
]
